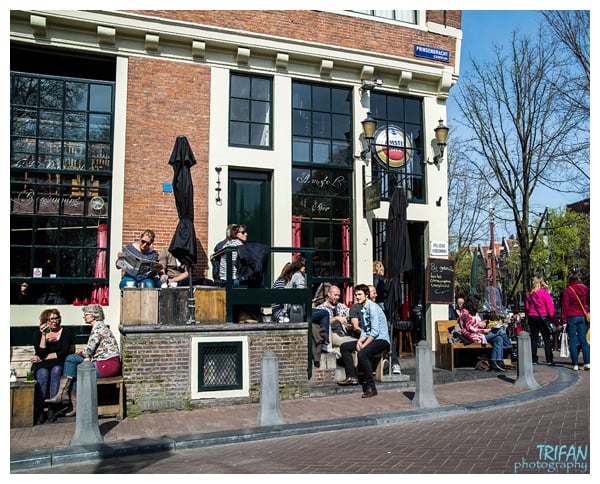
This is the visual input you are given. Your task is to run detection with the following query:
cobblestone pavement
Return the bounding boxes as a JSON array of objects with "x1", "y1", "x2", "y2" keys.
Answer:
[{"x1": 11, "y1": 361, "x2": 590, "y2": 475}]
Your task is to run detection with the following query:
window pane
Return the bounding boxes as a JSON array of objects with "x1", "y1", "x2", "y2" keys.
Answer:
[
  {"x1": 292, "y1": 83, "x2": 311, "y2": 109},
  {"x1": 65, "y1": 82, "x2": 88, "y2": 111},
  {"x1": 230, "y1": 98, "x2": 249, "y2": 122},
  {"x1": 39, "y1": 110, "x2": 63, "y2": 138},
  {"x1": 89, "y1": 114, "x2": 111, "y2": 142},
  {"x1": 292, "y1": 110, "x2": 310, "y2": 136},
  {"x1": 64, "y1": 112, "x2": 87, "y2": 140},
  {"x1": 251, "y1": 100, "x2": 269, "y2": 123},
  {"x1": 89, "y1": 84, "x2": 112, "y2": 112},
  {"x1": 12, "y1": 76, "x2": 38, "y2": 106},
  {"x1": 405, "y1": 98, "x2": 422, "y2": 124},
  {"x1": 292, "y1": 138, "x2": 310, "y2": 162},
  {"x1": 331, "y1": 88, "x2": 351, "y2": 114},
  {"x1": 251, "y1": 77, "x2": 271, "y2": 101},
  {"x1": 250, "y1": 124, "x2": 270, "y2": 147},
  {"x1": 231, "y1": 75, "x2": 250, "y2": 97},
  {"x1": 387, "y1": 97, "x2": 404, "y2": 122},
  {"x1": 312, "y1": 86, "x2": 330, "y2": 112},
  {"x1": 40, "y1": 79, "x2": 64, "y2": 109},
  {"x1": 12, "y1": 108, "x2": 38, "y2": 136},
  {"x1": 230, "y1": 121, "x2": 249, "y2": 145},
  {"x1": 332, "y1": 141, "x2": 351, "y2": 165},
  {"x1": 312, "y1": 112, "x2": 331, "y2": 138},
  {"x1": 312, "y1": 140, "x2": 330, "y2": 163},
  {"x1": 332, "y1": 114, "x2": 351, "y2": 140}
]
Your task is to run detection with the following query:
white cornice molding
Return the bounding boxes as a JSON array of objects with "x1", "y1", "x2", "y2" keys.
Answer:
[{"x1": 11, "y1": 10, "x2": 455, "y2": 92}]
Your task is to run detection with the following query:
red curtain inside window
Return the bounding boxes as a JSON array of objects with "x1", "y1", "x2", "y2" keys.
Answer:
[{"x1": 292, "y1": 215, "x2": 302, "y2": 259}]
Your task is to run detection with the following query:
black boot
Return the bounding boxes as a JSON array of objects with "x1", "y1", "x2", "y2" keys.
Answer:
[
  {"x1": 35, "y1": 410, "x2": 47, "y2": 425},
  {"x1": 47, "y1": 407, "x2": 57, "y2": 423},
  {"x1": 490, "y1": 360, "x2": 507, "y2": 372}
]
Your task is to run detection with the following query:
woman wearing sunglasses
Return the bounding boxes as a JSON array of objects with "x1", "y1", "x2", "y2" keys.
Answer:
[
  {"x1": 116, "y1": 229, "x2": 164, "y2": 288},
  {"x1": 30, "y1": 308, "x2": 73, "y2": 424}
]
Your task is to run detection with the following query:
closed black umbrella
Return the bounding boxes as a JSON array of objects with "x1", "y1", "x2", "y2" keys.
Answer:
[
  {"x1": 384, "y1": 186, "x2": 412, "y2": 324},
  {"x1": 168, "y1": 135, "x2": 197, "y2": 323}
]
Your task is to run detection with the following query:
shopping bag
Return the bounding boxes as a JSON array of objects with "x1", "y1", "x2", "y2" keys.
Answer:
[{"x1": 560, "y1": 329, "x2": 570, "y2": 358}]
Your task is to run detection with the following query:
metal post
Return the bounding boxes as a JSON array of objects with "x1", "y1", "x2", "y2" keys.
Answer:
[{"x1": 70, "y1": 361, "x2": 103, "y2": 446}]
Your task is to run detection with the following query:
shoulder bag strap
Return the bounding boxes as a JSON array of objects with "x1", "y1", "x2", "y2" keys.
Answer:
[{"x1": 569, "y1": 286, "x2": 587, "y2": 313}]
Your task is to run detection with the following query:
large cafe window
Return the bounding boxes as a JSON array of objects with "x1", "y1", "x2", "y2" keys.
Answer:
[
  {"x1": 369, "y1": 93, "x2": 425, "y2": 203},
  {"x1": 291, "y1": 81, "x2": 352, "y2": 287},
  {"x1": 10, "y1": 71, "x2": 114, "y2": 305}
]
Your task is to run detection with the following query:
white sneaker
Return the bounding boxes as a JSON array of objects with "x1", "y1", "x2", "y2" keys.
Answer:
[
  {"x1": 573, "y1": 365, "x2": 579, "y2": 371},
  {"x1": 392, "y1": 364, "x2": 402, "y2": 374},
  {"x1": 583, "y1": 364, "x2": 590, "y2": 370}
]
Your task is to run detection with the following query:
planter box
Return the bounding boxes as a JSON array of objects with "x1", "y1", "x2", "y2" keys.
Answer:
[{"x1": 120, "y1": 288, "x2": 158, "y2": 325}]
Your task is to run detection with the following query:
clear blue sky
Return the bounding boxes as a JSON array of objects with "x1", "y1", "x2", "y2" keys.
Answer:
[{"x1": 447, "y1": 10, "x2": 586, "y2": 218}]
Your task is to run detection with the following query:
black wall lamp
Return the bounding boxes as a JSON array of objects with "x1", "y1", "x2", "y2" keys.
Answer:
[
  {"x1": 215, "y1": 166, "x2": 222, "y2": 205},
  {"x1": 359, "y1": 112, "x2": 377, "y2": 160},
  {"x1": 423, "y1": 119, "x2": 449, "y2": 166}
]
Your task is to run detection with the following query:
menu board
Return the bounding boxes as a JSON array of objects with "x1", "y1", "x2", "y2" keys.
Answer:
[{"x1": 425, "y1": 258, "x2": 455, "y2": 304}]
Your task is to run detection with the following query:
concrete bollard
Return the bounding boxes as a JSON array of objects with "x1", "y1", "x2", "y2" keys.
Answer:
[
  {"x1": 412, "y1": 340, "x2": 440, "y2": 408},
  {"x1": 70, "y1": 361, "x2": 103, "y2": 446},
  {"x1": 257, "y1": 350, "x2": 286, "y2": 426},
  {"x1": 514, "y1": 330, "x2": 540, "y2": 389}
]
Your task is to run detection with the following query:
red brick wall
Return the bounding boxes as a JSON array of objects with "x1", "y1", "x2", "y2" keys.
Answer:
[
  {"x1": 122, "y1": 326, "x2": 313, "y2": 413},
  {"x1": 129, "y1": 10, "x2": 460, "y2": 68},
  {"x1": 122, "y1": 57, "x2": 211, "y2": 271}
]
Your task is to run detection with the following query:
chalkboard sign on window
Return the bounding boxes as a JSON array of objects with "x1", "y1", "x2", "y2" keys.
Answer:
[{"x1": 425, "y1": 258, "x2": 455, "y2": 304}]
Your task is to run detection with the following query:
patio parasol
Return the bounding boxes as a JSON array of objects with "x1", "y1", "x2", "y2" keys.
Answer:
[
  {"x1": 384, "y1": 186, "x2": 412, "y2": 327},
  {"x1": 168, "y1": 135, "x2": 198, "y2": 324}
]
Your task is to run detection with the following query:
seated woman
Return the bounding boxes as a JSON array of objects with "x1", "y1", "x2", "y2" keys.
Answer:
[
  {"x1": 460, "y1": 295, "x2": 514, "y2": 372},
  {"x1": 46, "y1": 304, "x2": 121, "y2": 417},
  {"x1": 31, "y1": 308, "x2": 73, "y2": 424},
  {"x1": 116, "y1": 229, "x2": 163, "y2": 288},
  {"x1": 158, "y1": 247, "x2": 189, "y2": 286}
]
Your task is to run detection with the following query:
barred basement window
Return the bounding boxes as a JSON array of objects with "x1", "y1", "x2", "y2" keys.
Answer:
[{"x1": 191, "y1": 336, "x2": 249, "y2": 399}]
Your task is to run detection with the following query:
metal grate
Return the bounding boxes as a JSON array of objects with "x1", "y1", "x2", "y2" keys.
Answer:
[{"x1": 197, "y1": 341, "x2": 243, "y2": 392}]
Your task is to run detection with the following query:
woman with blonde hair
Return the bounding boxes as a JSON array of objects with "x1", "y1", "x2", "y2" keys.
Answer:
[{"x1": 525, "y1": 276, "x2": 556, "y2": 366}]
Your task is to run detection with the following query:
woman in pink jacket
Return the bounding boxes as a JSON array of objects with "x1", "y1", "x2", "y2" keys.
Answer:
[{"x1": 525, "y1": 276, "x2": 556, "y2": 366}]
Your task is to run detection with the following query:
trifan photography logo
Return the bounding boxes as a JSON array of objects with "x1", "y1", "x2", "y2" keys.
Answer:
[{"x1": 514, "y1": 444, "x2": 589, "y2": 474}]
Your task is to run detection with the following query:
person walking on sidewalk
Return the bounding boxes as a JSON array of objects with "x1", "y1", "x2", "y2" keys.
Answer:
[
  {"x1": 338, "y1": 284, "x2": 390, "y2": 398},
  {"x1": 561, "y1": 272, "x2": 590, "y2": 371},
  {"x1": 525, "y1": 276, "x2": 556, "y2": 366},
  {"x1": 45, "y1": 304, "x2": 121, "y2": 417}
]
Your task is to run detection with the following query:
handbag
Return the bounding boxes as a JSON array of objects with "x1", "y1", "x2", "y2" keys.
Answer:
[
  {"x1": 532, "y1": 294, "x2": 556, "y2": 334},
  {"x1": 569, "y1": 287, "x2": 590, "y2": 323},
  {"x1": 560, "y1": 327, "x2": 570, "y2": 358}
]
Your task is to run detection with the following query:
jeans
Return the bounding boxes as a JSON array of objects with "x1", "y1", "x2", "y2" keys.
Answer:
[
  {"x1": 311, "y1": 308, "x2": 330, "y2": 338},
  {"x1": 485, "y1": 328, "x2": 513, "y2": 361},
  {"x1": 567, "y1": 316, "x2": 590, "y2": 366},
  {"x1": 119, "y1": 276, "x2": 156, "y2": 288},
  {"x1": 64, "y1": 353, "x2": 102, "y2": 392},
  {"x1": 34, "y1": 364, "x2": 62, "y2": 411},
  {"x1": 340, "y1": 338, "x2": 390, "y2": 389}
]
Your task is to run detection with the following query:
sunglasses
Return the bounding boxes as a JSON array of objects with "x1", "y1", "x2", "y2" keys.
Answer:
[
  {"x1": 47, "y1": 317, "x2": 61, "y2": 322},
  {"x1": 238, "y1": 231, "x2": 247, "y2": 235},
  {"x1": 140, "y1": 239, "x2": 152, "y2": 246}
]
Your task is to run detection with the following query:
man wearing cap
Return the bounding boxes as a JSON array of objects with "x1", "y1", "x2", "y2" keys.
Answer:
[{"x1": 45, "y1": 304, "x2": 121, "y2": 417}]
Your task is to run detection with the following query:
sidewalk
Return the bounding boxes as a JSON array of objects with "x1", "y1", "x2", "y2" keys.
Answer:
[{"x1": 11, "y1": 362, "x2": 573, "y2": 471}]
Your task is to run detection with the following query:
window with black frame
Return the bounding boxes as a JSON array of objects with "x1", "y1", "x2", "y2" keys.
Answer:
[
  {"x1": 369, "y1": 93, "x2": 425, "y2": 203},
  {"x1": 291, "y1": 82, "x2": 353, "y2": 285},
  {"x1": 229, "y1": 73, "x2": 272, "y2": 148},
  {"x1": 10, "y1": 71, "x2": 114, "y2": 305}
]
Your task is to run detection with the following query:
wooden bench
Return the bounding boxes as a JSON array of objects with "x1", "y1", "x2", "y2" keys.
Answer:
[
  {"x1": 435, "y1": 320, "x2": 491, "y2": 371},
  {"x1": 10, "y1": 325, "x2": 124, "y2": 422}
]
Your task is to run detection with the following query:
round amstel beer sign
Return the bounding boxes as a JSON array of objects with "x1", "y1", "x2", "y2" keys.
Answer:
[{"x1": 372, "y1": 124, "x2": 411, "y2": 169}]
